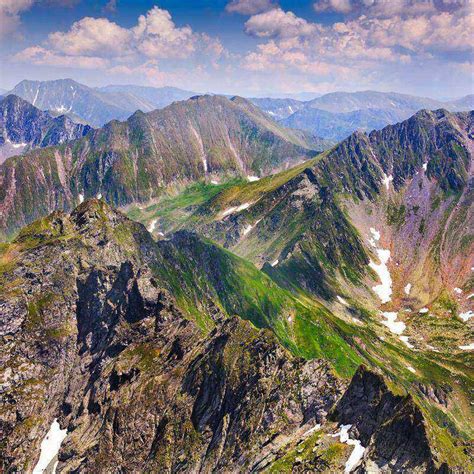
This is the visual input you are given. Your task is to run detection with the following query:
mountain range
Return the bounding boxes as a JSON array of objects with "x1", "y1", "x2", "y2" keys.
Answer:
[
  {"x1": 0, "y1": 94, "x2": 91, "y2": 163},
  {"x1": 5, "y1": 79, "x2": 197, "y2": 127},
  {"x1": 0, "y1": 77, "x2": 472, "y2": 473},
  {"x1": 4, "y1": 79, "x2": 472, "y2": 141},
  {"x1": 256, "y1": 91, "x2": 474, "y2": 140},
  {"x1": 0, "y1": 94, "x2": 330, "y2": 239}
]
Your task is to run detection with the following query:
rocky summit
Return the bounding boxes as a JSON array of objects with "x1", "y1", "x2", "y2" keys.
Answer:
[{"x1": 0, "y1": 199, "x2": 456, "y2": 473}]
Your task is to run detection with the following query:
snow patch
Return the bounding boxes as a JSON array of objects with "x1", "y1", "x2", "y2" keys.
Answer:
[
  {"x1": 247, "y1": 175, "x2": 260, "y2": 182},
  {"x1": 331, "y1": 425, "x2": 365, "y2": 473},
  {"x1": 368, "y1": 227, "x2": 380, "y2": 247},
  {"x1": 243, "y1": 224, "x2": 253, "y2": 236},
  {"x1": 454, "y1": 287, "x2": 462, "y2": 294},
  {"x1": 382, "y1": 173, "x2": 393, "y2": 190},
  {"x1": 459, "y1": 343, "x2": 474, "y2": 350},
  {"x1": 211, "y1": 180, "x2": 219, "y2": 185},
  {"x1": 419, "y1": 307, "x2": 429, "y2": 314},
  {"x1": 303, "y1": 424, "x2": 321, "y2": 437},
  {"x1": 78, "y1": 193, "x2": 84, "y2": 204},
  {"x1": 96, "y1": 193, "x2": 102, "y2": 200},
  {"x1": 404, "y1": 283, "x2": 412, "y2": 296},
  {"x1": 33, "y1": 419, "x2": 67, "y2": 474},
  {"x1": 381, "y1": 312, "x2": 406, "y2": 335},
  {"x1": 467, "y1": 294, "x2": 474, "y2": 299},
  {"x1": 337, "y1": 295, "x2": 349, "y2": 306},
  {"x1": 12, "y1": 142, "x2": 27, "y2": 148},
  {"x1": 369, "y1": 248, "x2": 392, "y2": 303},
  {"x1": 222, "y1": 202, "x2": 250, "y2": 217},
  {"x1": 147, "y1": 219, "x2": 157, "y2": 233},
  {"x1": 459, "y1": 311, "x2": 473, "y2": 322},
  {"x1": 400, "y1": 335, "x2": 414, "y2": 349},
  {"x1": 422, "y1": 163, "x2": 427, "y2": 171},
  {"x1": 271, "y1": 259, "x2": 279, "y2": 267},
  {"x1": 406, "y1": 365, "x2": 416, "y2": 374}
]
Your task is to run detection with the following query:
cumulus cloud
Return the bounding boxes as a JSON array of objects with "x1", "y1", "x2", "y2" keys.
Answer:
[
  {"x1": 244, "y1": 8, "x2": 318, "y2": 37},
  {"x1": 48, "y1": 17, "x2": 130, "y2": 57},
  {"x1": 240, "y1": 3, "x2": 472, "y2": 93},
  {"x1": 226, "y1": 0, "x2": 277, "y2": 15},
  {"x1": 14, "y1": 5, "x2": 225, "y2": 73}
]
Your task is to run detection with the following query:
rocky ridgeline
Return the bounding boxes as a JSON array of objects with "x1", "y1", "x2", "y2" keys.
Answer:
[{"x1": 0, "y1": 200, "x2": 449, "y2": 472}]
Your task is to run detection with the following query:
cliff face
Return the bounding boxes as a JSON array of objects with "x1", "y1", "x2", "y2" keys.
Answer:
[
  {"x1": 331, "y1": 366, "x2": 449, "y2": 473},
  {"x1": 0, "y1": 201, "x2": 452, "y2": 472}
]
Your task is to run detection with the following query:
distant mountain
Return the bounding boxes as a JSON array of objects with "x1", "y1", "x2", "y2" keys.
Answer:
[
  {"x1": 0, "y1": 94, "x2": 329, "y2": 237},
  {"x1": 0, "y1": 94, "x2": 91, "y2": 163},
  {"x1": 304, "y1": 90, "x2": 442, "y2": 114},
  {"x1": 96, "y1": 84, "x2": 196, "y2": 109},
  {"x1": 7, "y1": 79, "x2": 200, "y2": 127},
  {"x1": 249, "y1": 97, "x2": 305, "y2": 120},
  {"x1": 8, "y1": 79, "x2": 137, "y2": 127},
  {"x1": 281, "y1": 107, "x2": 405, "y2": 141},
  {"x1": 265, "y1": 90, "x2": 474, "y2": 140}
]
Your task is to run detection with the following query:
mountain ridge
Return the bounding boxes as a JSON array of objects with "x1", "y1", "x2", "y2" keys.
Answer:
[{"x1": 0, "y1": 94, "x2": 330, "y2": 239}]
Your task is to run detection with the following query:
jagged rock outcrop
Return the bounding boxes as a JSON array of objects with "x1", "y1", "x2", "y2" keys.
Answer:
[
  {"x1": 331, "y1": 366, "x2": 449, "y2": 473},
  {"x1": 0, "y1": 201, "x2": 469, "y2": 472},
  {"x1": 0, "y1": 200, "x2": 344, "y2": 472}
]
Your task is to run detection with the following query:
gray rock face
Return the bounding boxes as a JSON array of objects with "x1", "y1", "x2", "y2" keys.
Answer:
[
  {"x1": 0, "y1": 94, "x2": 91, "y2": 162},
  {"x1": 0, "y1": 200, "x2": 343, "y2": 472},
  {"x1": 331, "y1": 366, "x2": 449, "y2": 473}
]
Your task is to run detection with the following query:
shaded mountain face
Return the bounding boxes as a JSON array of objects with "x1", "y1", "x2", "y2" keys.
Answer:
[
  {"x1": 0, "y1": 94, "x2": 91, "y2": 163},
  {"x1": 8, "y1": 79, "x2": 154, "y2": 127},
  {"x1": 0, "y1": 94, "x2": 328, "y2": 239},
  {"x1": 0, "y1": 200, "x2": 453, "y2": 472}
]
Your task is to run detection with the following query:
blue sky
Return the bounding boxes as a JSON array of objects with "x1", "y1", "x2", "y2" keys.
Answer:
[{"x1": 0, "y1": 0, "x2": 472, "y2": 98}]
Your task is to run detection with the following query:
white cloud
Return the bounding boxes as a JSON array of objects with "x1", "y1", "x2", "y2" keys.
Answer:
[
  {"x1": 13, "y1": 45, "x2": 109, "y2": 69},
  {"x1": 244, "y1": 8, "x2": 318, "y2": 37},
  {"x1": 0, "y1": 0, "x2": 34, "y2": 38},
  {"x1": 313, "y1": 0, "x2": 471, "y2": 18},
  {"x1": 48, "y1": 17, "x2": 131, "y2": 57},
  {"x1": 226, "y1": 0, "x2": 277, "y2": 15},
  {"x1": 132, "y1": 6, "x2": 198, "y2": 59},
  {"x1": 13, "y1": 5, "x2": 225, "y2": 73},
  {"x1": 239, "y1": 3, "x2": 472, "y2": 94}
]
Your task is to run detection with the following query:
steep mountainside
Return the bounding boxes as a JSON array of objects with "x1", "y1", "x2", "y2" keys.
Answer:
[
  {"x1": 8, "y1": 79, "x2": 155, "y2": 127},
  {"x1": 135, "y1": 110, "x2": 474, "y2": 458},
  {"x1": 0, "y1": 95, "x2": 91, "y2": 163},
  {"x1": 0, "y1": 94, "x2": 330, "y2": 239},
  {"x1": 184, "y1": 109, "x2": 473, "y2": 317},
  {"x1": 0, "y1": 199, "x2": 461, "y2": 472}
]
